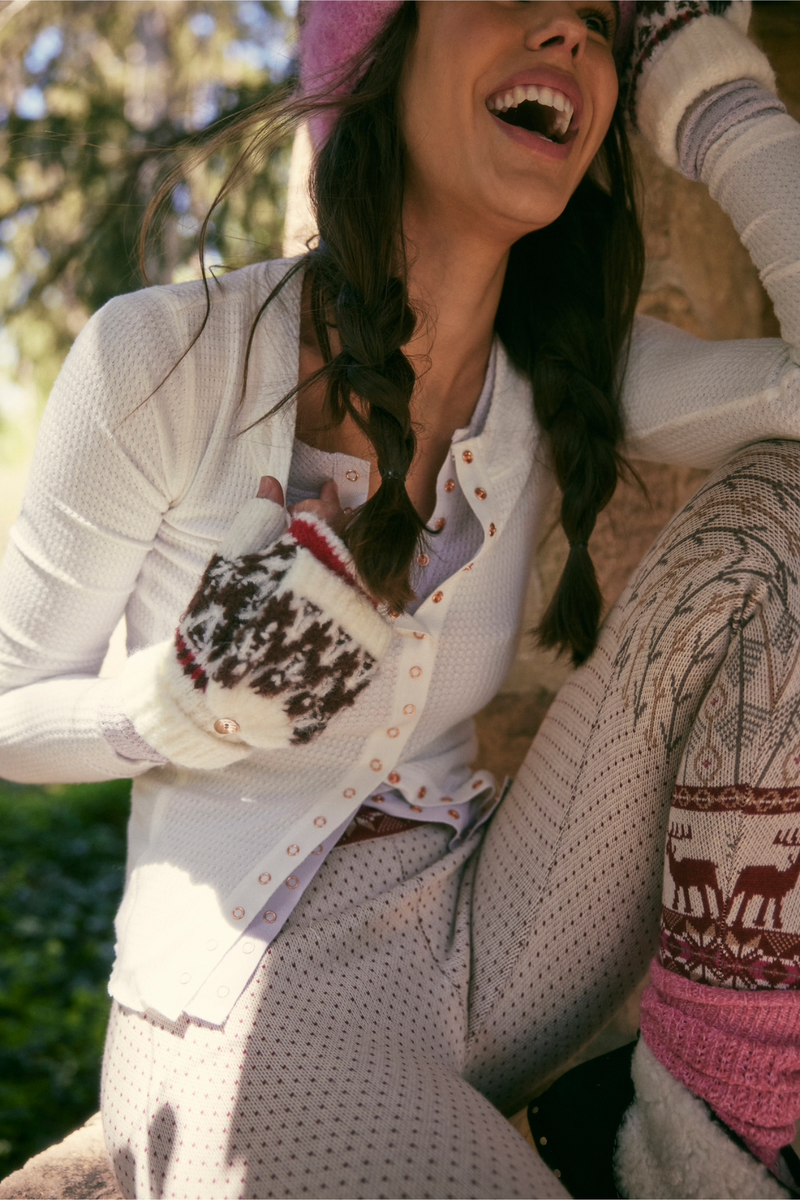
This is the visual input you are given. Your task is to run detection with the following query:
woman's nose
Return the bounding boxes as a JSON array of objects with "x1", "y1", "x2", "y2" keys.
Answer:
[{"x1": 522, "y1": 3, "x2": 587, "y2": 61}]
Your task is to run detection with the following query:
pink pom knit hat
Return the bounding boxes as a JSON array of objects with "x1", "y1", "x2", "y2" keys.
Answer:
[{"x1": 298, "y1": 0, "x2": 637, "y2": 149}]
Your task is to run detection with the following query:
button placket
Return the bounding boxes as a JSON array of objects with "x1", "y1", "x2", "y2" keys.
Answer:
[
  {"x1": 180, "y1": 607, "x2": 438, "y2": 1011},
  {"x1": 455, "y1": 442, "x2": 499, "y2": 556}
]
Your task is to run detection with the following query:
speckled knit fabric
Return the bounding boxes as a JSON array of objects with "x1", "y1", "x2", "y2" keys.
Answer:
[
  {"x1": 100, "y1": 440, "x2": 800, "y2": 1198},
  {"x1": 466, "y1": 441, "x2": 800, "y2": 1109}
]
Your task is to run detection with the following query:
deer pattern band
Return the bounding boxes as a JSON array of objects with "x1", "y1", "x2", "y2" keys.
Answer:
[
  {"x1": 660, "y1": 789, "x2": 800, "y2": 989},
  {"x1": 606, "y1": 441, "x2": 800, "y2": 991}
]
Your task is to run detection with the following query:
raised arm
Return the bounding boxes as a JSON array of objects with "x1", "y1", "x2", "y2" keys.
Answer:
[{"x1": 619, "y1": 4, "x2": 800, "y2": 468}]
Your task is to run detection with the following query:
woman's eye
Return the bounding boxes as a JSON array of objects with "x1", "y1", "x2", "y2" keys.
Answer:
[{"x1": 582, "y1": 8, "x2": 614, "y2": 38}]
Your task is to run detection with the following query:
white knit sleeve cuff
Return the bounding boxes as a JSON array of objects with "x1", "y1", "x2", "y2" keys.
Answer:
[{"x1": 637, "y1": 13, "x2": 777, "y2": 171}]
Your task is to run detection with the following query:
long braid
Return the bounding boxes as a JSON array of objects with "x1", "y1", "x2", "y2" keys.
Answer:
[
  {"x1": 305, "y1": 2, "x2": 427, "y2": 612},
  {"x1": 497, "y1": 107, "x2": 644, "y2": 664},
  {"x1": 144, "y1": 1, "x2": 645, "y2": 646}
]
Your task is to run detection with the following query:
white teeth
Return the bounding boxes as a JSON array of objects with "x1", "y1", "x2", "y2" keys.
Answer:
[
  {"x1": 488, "y1": 84, "x2": 573, "y2": 118},
  {"x1": 487, "y1": 83, "x2": 576, "y2": 136}
]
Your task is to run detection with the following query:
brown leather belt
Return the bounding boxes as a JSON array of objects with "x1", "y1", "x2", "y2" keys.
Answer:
[{"x1": 336, "y1": 804, "x2": 439, "y2": 847}]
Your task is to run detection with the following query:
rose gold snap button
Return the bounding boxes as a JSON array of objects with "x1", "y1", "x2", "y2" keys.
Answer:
[
  {"x1": 264, "y1": 911, "x2": 277, "y2": 923},
  {"x1": 475, "y1": 487, "x2": 487, "y2": 500},
  {"x1": 432, "y1": 591, "x2": 443, "y2": 603},
  {"x1": 258, "y1": 872, "x2": 272, "y2": 885},
  {"x1": 403, "y1": 704, "x2": 415, "y2": 716},
  {"x1": 370, "y1": 759, "x2": 382, "y2": 771},
  {"x1": 444, "y1": 479, "x2": 455, "y2": 492},
  {"x1": 287, "y1": 844, "x2": 300, "y2": 856},
  {"x1": 232, "y1": 907, "x2": 245, "y2": 920},
  {"x1": 388, "y1": 771, "x2": 401, "y2": 784},
  {"x1": 417, "y1": 787, "x2": 427, "y2": 799},
  {"x1": 343, "y1": 787, "x2": 356, "y2": 798},
  {"x1": 345, "y1": 470, "x2": 359, "y2": 482},
  {"x1": 448, "y1": 809, "x2": 461, "y2": 820},
  {"x1": 314, "y1": 816, "x2": 327, "y2": 827},
  {"x1": 417, "y1": 553, "x2": 429, "y2": 566},
  {"x1": 489, "y1": 523, "x2": 496, "y2": 536},
  {"x1": 462, "y1": 450, "x2": 474, "y2": 463},
  {"x1": 435, "y1": 517, "x2": 446, "y2": 531},
  {"x1": 410, "y1": 666, "x2": 422, "y2": 678},
  {"x1": 214, "y1": 718, "x2": 240, "y2": 735},
  {"x1": 387, "y1": 727, "x2": 399, "y2": 738},
  {"x1": 286, "y1": 876, "x2": 299, "y2": 889}
]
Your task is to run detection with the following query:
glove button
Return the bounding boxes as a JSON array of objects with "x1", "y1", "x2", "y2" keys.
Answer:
[{"x1": 214, "y1": 717, "x2": 240, "y2": 735}]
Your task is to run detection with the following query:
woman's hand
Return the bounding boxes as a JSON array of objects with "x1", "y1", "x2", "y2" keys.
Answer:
[{"x1": 257, "y1": 476, "x2": 348, "y2": 536}]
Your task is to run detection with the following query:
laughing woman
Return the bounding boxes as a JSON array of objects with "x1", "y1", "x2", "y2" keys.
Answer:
[{"x1": 1, "y1": 2, "x2": 800, "y2": 1197}]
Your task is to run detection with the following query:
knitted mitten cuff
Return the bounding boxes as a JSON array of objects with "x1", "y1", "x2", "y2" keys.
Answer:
[
  {"x1": 626, "y1": 1, "x2": 776, "y2": 170},
  {"x1": 677, "y1": 79, "x2": 787, "y2": 181},
  {"x1": 614, "y1": 1038, "x2": 791, "y2": 1199},
  {"x1": 117, "y1": 499, "x2": 392, "y2": 769}
]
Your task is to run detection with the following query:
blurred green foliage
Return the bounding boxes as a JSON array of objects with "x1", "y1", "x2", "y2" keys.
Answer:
[
  {"x1": 0, "y1": 778, "x2": 130, "y2": 1176},
  {"x1": 0, "y1": 0, "x2": 295, "y2": 405}
]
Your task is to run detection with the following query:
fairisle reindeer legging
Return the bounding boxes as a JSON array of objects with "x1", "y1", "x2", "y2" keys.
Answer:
[{"x1": 102, "y1": 440, "x2": 800, "y2": 1200}]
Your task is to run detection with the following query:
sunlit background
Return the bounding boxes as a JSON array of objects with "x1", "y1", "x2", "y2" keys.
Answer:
[{"x1": 0, "y1": 0, "x2": 297, "y2": 1174}]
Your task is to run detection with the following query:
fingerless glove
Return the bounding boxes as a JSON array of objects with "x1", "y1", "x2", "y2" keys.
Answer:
[{"x1": 116, "y1": 499, "x2": 393, "y2": 769}]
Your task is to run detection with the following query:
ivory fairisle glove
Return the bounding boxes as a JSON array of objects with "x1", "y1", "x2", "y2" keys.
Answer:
[
  {"x1": 117, "y1": 499, "x2": 392, "y2": 770},
  {"x1": 622, "y1": 1, "x2": 777, "y2": 169}
]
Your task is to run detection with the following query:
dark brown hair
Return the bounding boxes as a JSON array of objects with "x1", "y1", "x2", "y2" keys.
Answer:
[{"x1": 143, "y1": 0, "x2": 644, "y2": 663}]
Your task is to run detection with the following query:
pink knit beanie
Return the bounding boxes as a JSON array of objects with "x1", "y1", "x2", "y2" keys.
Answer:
[{"x1": 298, "y1": 0, "x2": 637, "y2": 148}]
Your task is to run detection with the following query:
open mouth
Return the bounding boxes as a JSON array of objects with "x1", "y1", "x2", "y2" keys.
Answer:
[{"x1": 487, "y1": 84, "x2": 575, "y2": 145}]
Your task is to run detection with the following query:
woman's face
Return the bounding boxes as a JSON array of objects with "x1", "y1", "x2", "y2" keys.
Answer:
[{"x1": 400, "y1": 1, "x2": 619, "y2": 245}]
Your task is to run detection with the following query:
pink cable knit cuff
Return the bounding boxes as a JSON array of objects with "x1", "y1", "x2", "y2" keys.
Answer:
[{"x1": 641, "y1": 959, "x2": 800, "y2": 1169}]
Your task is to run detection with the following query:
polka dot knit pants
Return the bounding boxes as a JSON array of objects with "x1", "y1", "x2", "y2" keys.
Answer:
[{"x1": 101, "y1": 441, "x2": 800, "y2": 1199}]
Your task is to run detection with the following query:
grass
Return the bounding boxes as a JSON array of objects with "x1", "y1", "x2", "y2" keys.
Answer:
[{"x1": 0, "y1": 777, "x2": 130, "y2": 1177}]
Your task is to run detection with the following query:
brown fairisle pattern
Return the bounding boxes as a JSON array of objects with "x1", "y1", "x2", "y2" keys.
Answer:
[
  {"x1": 178, "y1": 535, "x2": 378, "y2": 745},
  {"x1": 659, "y1": 788, "x2": 800, "y2": 989}
]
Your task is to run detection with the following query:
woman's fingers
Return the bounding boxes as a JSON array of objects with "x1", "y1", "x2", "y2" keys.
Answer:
[
  {"x1": 257, "y1": 476, "x2": 347, "y2": 535},
  {"x1": 290, "y1": 480, "x2": 347, "y2": 534},
  {"x1": 257, "y1": 476, "x2": 285, "y2": 505}
]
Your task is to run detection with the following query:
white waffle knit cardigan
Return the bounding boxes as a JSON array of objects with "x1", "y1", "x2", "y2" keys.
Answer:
[{"x1": 2, "y1": 103, "x2": 800, "y2": 1023}]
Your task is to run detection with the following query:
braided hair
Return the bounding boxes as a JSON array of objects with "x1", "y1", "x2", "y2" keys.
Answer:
[
  {"x1": 143, "y1": 1, "x2": 645, "y2": 662},
  {"x1": 302, "y1": 3, "x2": 644, "y2": 657}
]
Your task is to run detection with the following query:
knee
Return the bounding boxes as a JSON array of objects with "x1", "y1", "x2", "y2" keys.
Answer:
[{"x1": 614, "y1": 440, "x2": 800, "y2": 638}]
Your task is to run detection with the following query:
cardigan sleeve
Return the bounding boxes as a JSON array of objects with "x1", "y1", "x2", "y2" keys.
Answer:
[
  {"x1": 0, "y1": 287, "x2": 198, "y2": 783},
  {"x1": 622, "y1": 108, "x2": 800, "y2": 469}
]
